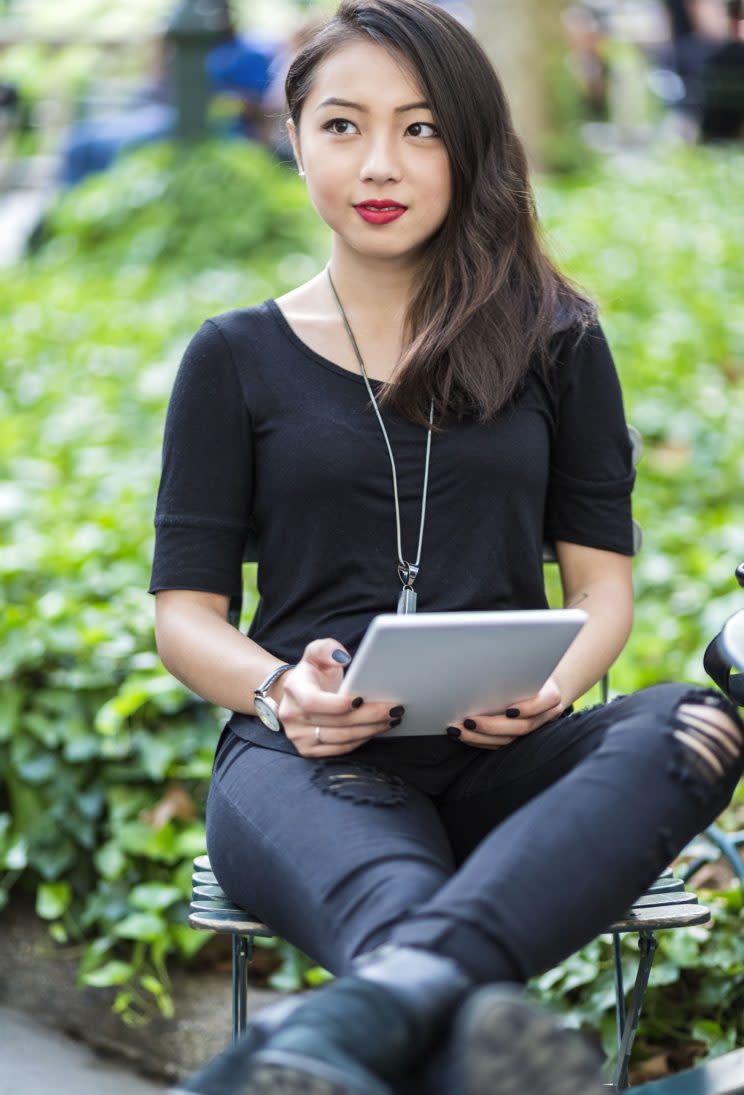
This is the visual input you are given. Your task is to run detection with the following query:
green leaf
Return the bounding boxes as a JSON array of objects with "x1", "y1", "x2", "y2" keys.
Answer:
[
  {"x1": 140, "y1": 974, "x2": 164, "y2": 997},
  {"x1": 93, "y1": 842, "x2": 128, "y2": 881},
  {"x1": 691, "y1": 1020, "x2": 738, "y2": 1057},
  {"x1": 81, "y1": 960, "x2": 134, "y2": 988},
  {"x1": 174, "y1": 826, "x2": 207, "y2": 858},
  {"x1": 0, "y1": 687, "x2": 23, "y2": 742},
  {"x1": 36, "y1": 880, "x2": 72, "y2": 919},
  {"x1": 15, "y1": 753, "x2": 57, "y2": 784},
  {"x1": 129, "y1": 882, "x2": 183, "y2": 911},
  {"x1": 115, "y1": 821, "x2": 179, "y2": 862},
  {"x1": 135, "y1": 735, "x2": 176, "y2": 781},
  {"x1": 3, "y1": 837, "x2": 27, "y2": 870},
  {"x1": 30, "y1": 840, "x2": 77, "y2": 880},
  {"x1": 660, "y1": 930, "x2": 701, "y2": 966},
  {"x1": 170, "y1": 924, "x2": 209, "y2": 958},
  {"x1": 114, "y1": 912, "x2": 165, "y2": 942}
]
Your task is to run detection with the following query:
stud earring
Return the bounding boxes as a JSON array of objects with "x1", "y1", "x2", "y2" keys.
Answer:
[{"x1": 298, "y1": 169, "x2": 306, "y2": 178}]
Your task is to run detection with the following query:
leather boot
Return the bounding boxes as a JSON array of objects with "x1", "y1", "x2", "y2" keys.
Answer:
[
  {"x1": 244, "y1": 946, "x2": 472, "y2": 1095},
  {"x1": 452, "y1": 985, "x2": 603, "y2": 1095},
  {"x1": 172, "y1": 996, "x2": 305, "y2": 1095}
]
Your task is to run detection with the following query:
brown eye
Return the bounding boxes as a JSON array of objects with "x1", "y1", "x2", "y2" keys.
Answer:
[
  {"x1": 323, "y1": 118, "x2": 359, "y2": 135},
  {"x1": 408, "y1": 122, "x2": 439, "y2": 138}
]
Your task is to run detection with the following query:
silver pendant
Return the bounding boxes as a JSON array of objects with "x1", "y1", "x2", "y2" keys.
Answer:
[
  {"x1": 397, "y1": 562, "x2": 419, "y2": 613},
  {"x1": 397, "y1": 586, "x2": 417, "y2": 614},
  {"x1": 396, "y1": 565, "x2": 418, "y2": 617}
]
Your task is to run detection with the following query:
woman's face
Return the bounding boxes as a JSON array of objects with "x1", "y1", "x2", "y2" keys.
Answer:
[{"x1": 288, "y1": 39, "x2": 452, "y2": 264}]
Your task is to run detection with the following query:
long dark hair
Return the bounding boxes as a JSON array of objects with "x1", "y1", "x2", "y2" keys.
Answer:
[{"x1": 286, "y1": 0, "x2": 595, "y2": 429}]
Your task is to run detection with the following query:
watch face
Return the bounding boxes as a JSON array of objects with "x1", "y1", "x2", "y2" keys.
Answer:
[{"x1": 254, "y1": 695, "x2": 282, "y2": 733}]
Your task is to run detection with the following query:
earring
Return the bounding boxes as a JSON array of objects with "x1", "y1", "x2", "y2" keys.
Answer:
[{"x1": 298, "y1": 169, "x2": 306, "y2": 178}]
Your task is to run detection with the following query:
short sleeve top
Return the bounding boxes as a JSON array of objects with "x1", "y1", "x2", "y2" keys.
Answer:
[{"x1": 150, "y1": 301, "x2": 634, "y2": 747}]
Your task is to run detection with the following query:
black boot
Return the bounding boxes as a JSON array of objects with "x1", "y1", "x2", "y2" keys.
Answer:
[
  {"x1": 244, "y1": 946, "x2": 472, "y2": 1095},
  {"x1": 172, "y1": 996, "x2": 305, "y2": 1095},
  {"x1": 451, "y1": 986, "x2": 603, "y2": 1095}
]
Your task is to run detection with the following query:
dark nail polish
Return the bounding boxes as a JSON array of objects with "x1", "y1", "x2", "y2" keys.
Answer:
[
  {"x1": 464, "y1": 718, "x2": 477, "y2": 730},
  {"x1": 332, "y1": 649, "x2": 351, "y2": 665},
  {"x1": 389, "y1": 705, "x2": 405, "y2": 718},
  {"x1": 351, "y1": 696, "x2": 364, "y2": 709},
  {"x1": 446, "y1": 726, "x2": 461, "y2": 739},
  {"x1": 505, "y1": 708, "x2": 521, "y2": 719},
  {"x1": 389, "y1": 718, "x2": 402, "y2": 729}
]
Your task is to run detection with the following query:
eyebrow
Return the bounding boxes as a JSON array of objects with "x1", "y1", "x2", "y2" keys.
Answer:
[{"x1": 314, "y1": 97, "x2": 431, "y2": 114}]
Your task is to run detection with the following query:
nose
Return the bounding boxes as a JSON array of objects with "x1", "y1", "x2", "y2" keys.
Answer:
[{"x1": 359, "y1": 130, "x2": 403, "y2": 185}]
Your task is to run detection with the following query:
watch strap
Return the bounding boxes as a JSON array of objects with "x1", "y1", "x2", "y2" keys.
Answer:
[{"x1": 255, "y1": 663, "x2": 295, "y2": 699}]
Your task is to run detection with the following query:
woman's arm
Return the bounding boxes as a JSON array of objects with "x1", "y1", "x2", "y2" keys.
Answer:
[
  {"x1": 550, "y1": 540, "x2": 634, "y2": 708},
  {"x1": 154, "y1": 588, "x2": 289, "y2": 714},
  {"x1": 154, "y1": 589, "x2": 394, "y2": 754},
  {"x1": 449, "y1": 542, "x2": 633, "y2": 749}
]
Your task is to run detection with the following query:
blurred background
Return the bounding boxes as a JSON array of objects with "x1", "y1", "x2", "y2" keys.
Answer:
[{"x1": 0, "y1": 0, "x2": 743, "y2": 1090}]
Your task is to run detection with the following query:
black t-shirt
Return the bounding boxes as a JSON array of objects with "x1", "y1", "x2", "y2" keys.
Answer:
[{"x1": 149, "y1": 300, "x2": 634, "y2": 750}]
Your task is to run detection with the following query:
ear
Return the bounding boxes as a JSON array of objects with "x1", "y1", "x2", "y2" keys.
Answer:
[{"x1": 287, "y1": 119, "x2": 303, "y2": 175}]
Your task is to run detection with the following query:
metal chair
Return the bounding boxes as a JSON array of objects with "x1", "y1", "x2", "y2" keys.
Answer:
[{"x1": 187, "y1": 857, "x2": 710, "y2": 1091}]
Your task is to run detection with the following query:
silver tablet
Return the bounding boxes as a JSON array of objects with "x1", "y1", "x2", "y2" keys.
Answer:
[{"x1": 338, "y1": 609, "x2": 587, "y2": 737}]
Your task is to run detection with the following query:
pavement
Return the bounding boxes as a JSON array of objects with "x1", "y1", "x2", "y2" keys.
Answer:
[{"x1": 0, "y1": 1006, "x2": 169, "y2": 1095}]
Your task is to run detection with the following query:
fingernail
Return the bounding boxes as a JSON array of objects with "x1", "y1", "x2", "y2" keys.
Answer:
[
  {"x1": 389, "y1": 705, "x2": 405, "y2": 718},
  {"x1": 505, "y1": 708, "x2": 521, "y2": 719},
  {"x1": 446, "y1": 726, "x2": 461, "y2": 739},
  {"x1": 351, "y1": 696, "x2": 364, "y2": 709},
  {"x1": 464, "y1": 718, "x2": 477, "y2": 730},
  {"x1": 332, "y1": 649, "x2": 351, "y2": 665},
  {"x1": 389, "y1": 718, "x2": 402, "y2": 729}
]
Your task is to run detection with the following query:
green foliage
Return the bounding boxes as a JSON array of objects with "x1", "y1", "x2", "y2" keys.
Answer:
[
  {"x1": 537, "y1": 145, "x2": 744, "y2": 694},
  {"x1": 38, "y1": 141, "x2": 327, "y2": 272},
  {"x1": 0, "y1": 140, "x2": 328, "y2": 1021},
  {"x1": 531, "y1": 885, "x2": 744, "y2": 1079},
  {"x1": 1, "y1": 136, "x2": 743, "y2": 1068}
]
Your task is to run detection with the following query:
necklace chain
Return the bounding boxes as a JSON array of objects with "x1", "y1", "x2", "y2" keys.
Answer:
[{"x1": 325, "y1": 265, "x2": 434, "y2": 606}]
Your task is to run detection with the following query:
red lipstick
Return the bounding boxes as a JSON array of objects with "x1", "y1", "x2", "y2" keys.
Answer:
[{"x1": 354, "y1": 199, "x2": 408, "y2": 225}]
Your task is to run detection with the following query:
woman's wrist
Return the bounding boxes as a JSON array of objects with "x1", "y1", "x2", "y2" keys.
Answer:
[{"x1": 265, "y1": 664, "x2": 296, "y2": 706}]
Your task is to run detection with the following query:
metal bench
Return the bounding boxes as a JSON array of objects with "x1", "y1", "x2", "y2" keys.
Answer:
[{"x1": 188, "y1": 855, "x2": 710, "y2": 1091}]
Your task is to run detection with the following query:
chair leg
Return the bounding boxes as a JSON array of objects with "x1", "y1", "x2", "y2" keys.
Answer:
[
  {"x1": 613, "y1": 931, "x2": 658, "y2": 1091},
  {"x1": 231, "y1": 933, "x2": 254, "y2": 1041},
  {"x1": 612, "y1": 933, "x2": 625, "y2": 1049}
]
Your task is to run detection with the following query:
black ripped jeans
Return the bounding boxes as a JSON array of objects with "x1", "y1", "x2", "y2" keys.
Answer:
[{"x1": 206, "y1": 683, "x2": 744, "y2": 987}]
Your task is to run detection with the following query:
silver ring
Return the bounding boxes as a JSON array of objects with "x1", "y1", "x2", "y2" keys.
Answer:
[{"x1": 314, "y1": 726, "x2": 322, "y2": 744}]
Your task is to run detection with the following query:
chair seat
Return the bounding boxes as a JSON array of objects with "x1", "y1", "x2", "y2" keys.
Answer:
[
  {"x1": 189, "y1": 908, "x2": 275, "y2": 935},
  {"x1": 189, "y1": 856, "x2": 710, "y2": 939},
  {"x1": 607, "y1": 902, "x2": 710, "y2": 933}
]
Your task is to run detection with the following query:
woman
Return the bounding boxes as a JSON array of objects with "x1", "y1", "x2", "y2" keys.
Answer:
[{"x1": 151, "y1": 2, "x2": 744, "y2": 1093}]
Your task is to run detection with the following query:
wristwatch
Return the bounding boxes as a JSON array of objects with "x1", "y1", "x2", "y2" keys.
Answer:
[{"x1": 253, "y1": 663, "x2": 295, "y2": 733}]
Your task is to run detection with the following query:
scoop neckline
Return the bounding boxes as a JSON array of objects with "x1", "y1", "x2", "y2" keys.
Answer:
[{"x1": 265, "y1": 298, "x2": 387, "y2": 387}]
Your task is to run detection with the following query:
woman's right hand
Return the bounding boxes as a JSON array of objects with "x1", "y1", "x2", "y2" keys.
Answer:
[{"x1": 277, "y1": 638, "x2": 399, "y2": 757}]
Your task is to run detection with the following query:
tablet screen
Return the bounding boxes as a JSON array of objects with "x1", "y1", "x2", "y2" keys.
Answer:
[{"x1": 338, "y1": 609, "x2": 587, "y2": 736}]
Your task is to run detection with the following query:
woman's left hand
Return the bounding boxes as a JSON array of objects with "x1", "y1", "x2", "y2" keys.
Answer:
[{"x1": 450, "y1": 677, "x2": 564, "y2": 749}]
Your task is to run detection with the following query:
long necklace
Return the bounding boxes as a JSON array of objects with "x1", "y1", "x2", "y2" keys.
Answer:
[{"x1": 326, "y1": 265, "x2": 434, "y2": 614}]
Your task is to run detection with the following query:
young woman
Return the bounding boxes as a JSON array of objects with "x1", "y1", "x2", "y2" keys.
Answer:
[{"x1": 151, "y1": 2, "x2": 744, "y2": 1093}]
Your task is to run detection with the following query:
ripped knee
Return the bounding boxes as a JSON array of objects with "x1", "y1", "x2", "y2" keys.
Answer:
[
  {"x1": 310, "y1": 762, "x2": 408, "y2": 807},
  {"x1": 672, "y1": 689, "x2": 744, "y2": 786}
]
